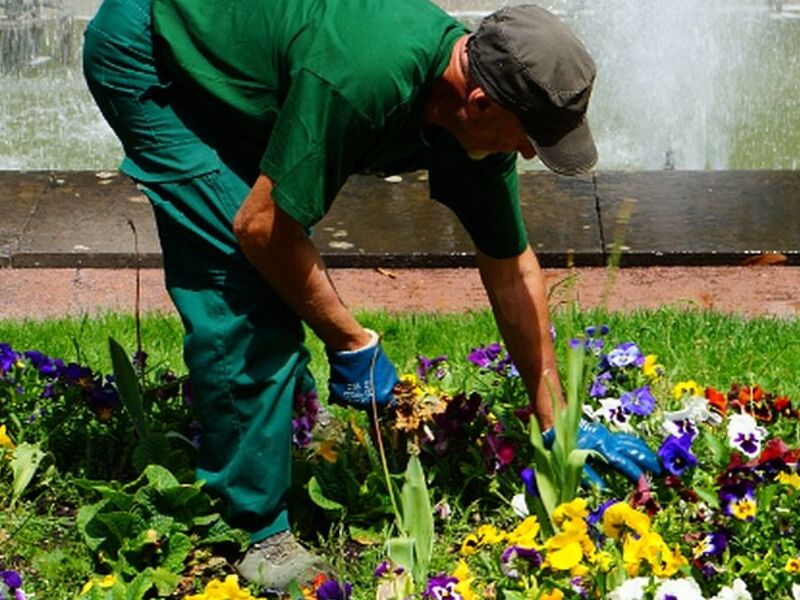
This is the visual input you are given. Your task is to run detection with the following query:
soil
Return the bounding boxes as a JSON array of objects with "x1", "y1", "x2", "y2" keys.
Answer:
[{"x1": 1, "y1": 265, "x2": 799, "y2": 320}]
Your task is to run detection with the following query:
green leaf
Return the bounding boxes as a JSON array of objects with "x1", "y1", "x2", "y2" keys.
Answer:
[
  {"x1": 124, "y1": 570, "x2": 156, "y2": 600},
  {"x1": 307, "y1": 476, "x2": 345, "y2": 512},
  {"x1": 562, "y1": 449, "x2": 592, "y2": 504},
  {"x1": 10, "y1": 441, "x2": 46, "y2": 502},
  {"x1": 400, "y1": 454, "x2": 434, "y2": 582},
  {"x1": 385, "y1": 536, "x2": 415, "y2": 575},
  {"x1": 694, "y1": 486, "x2": 720, "y2": 509},
  {"x1": 109, "y1": 337, "x2": 150, "y2": 439},
  {"x1": 161, "y1": 532, "x2": 192, "y2": 573},
  {"x1": 77, "y1": 500, "x2": 112, "y2": 550}
]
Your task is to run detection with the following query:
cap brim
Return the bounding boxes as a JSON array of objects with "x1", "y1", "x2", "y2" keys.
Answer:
[{"x1": 527, "y1": 118, "x2": 598, "y2": 176}]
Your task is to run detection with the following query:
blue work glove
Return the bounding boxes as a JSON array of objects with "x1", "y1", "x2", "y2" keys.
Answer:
[
  {"x1": 326, "y1": 329, "x2": 400, "y2": 408},
  {"x1": 543, "y1": 420, "x2": 662, "y2": 488}
]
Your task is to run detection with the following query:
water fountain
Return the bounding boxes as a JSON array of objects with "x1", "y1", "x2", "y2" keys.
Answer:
[{"x1": 1, "y1": 0, "x2": 798, "y2": 170}]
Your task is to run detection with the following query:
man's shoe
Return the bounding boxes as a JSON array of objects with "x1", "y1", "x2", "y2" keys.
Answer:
[{"x1": 235, "y1": 530, "x2": 330, "y2": 591}]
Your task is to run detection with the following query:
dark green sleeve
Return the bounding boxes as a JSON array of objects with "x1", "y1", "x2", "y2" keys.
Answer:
[
  {"x1": 260, "y1": 70, "x2": 371, "y2": 228},
  {"x1": 429, "y1": 152, "x2": 528, "y2": 259}
]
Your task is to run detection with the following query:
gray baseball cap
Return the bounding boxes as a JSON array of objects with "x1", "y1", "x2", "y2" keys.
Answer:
[{"x1": 467, "y1": 4, "x2": 598, "y2": 176}]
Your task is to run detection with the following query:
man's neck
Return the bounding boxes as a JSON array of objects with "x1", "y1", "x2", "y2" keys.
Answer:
[{"x1": 422, "y1": 34, "x2": 470, "y2": 129}]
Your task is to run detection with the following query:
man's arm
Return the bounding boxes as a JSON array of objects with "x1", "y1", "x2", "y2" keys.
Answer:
[
  {"x1": 476, "y1": 245, "x2": 562, "y2": 430},
  {"x1": 232, "y1": 173, "x2": 371, "y2": 351}
]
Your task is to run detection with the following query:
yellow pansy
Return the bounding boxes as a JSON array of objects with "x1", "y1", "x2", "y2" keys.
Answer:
[
  {"x1": 186, "y1": 575, "x2": 262, "y2": 600},
  {"x1": 672, "y1": 380, "x2": 701, "y2": 399},
  {"x1": 0, "y1": 425, "x2": 15, "y2": 450},
  {"x1": 602, "y1": 502, "x2": 651, "y2": 539},
  {"x1": 730, "y1": 498, "x2": 757, "y2": 521},
  {"x1": 785, "y1": 557, "x2": 800, "y2": 573},
  {"x1": 622, "y1": 531, "x2": 686, "y2": 578},
  {"x1": 552, "y1": 498, "x2": 589, "y2": 526},
  {"x1": 460, "y1": 524, "x2": 505, "y2": 554},
  {"x1": 776, "y1": 471, "x2": 800, "y2": 489},
  {"x1": 545, "y1": 537, "x2": 584, "y2": 571},
  {"x1": 539, "y1": 590, "x2": 564, "y2": 600},
  {"x1": 452, "y1": 559, "x2": 478, "y2": 600},
  {"x1": 506, "y1": 516, "x2": 541, "y2": 549},
  {"x1": 642, "y1": 354, "x2": 665, "y2": 381},
  {"x1": 650, "y1": 544, "x2": 688, "y2": 577},
  {"x1": 80, "y1": 574, "x2": 116, "y2": 595}
]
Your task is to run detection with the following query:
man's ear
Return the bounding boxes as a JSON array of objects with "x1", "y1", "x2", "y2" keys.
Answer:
[{"x1": 466, "y1": 87, "x2": 493, "y2": 116}]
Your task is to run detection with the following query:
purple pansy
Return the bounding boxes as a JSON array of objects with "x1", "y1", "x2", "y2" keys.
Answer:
[
  {"x1": 620, "y1": 386, "x2": 656, "y2": 416},
  {"x1": 423, "y1": 573, "x2": 461, "y2": 599},
  {"x1": 658, "y1": 434, "x2": 698, "y2": 477},
  {"x1": 500, "y1": 545, "x2": 543, "y2": 578},
  {"x1": 606, "y1": 342, "x2": 645, "y2": 368},
  {"x1": 589, "y1": 371, "x2": 612, "y2": 398},
  {"x1": 316, "y1": 578, "x2": 352, "y2": 600},
  {"x1": 417, "y1": 354, "x2": 448, "y2": 382}
]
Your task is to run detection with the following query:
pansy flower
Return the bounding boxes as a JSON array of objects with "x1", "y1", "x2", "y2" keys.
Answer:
[
  {"x1": 658, "y1": 434, "x2": 698, "y2": 477},
  {"x1": 316, "y1": 578, "x2": 352, "y2": 600},
  {"x1": 0, "y1": 425, "x2": 15, "y2": 450},
  {"x1": 785, "y1": 556, "x2": 800, "y2": 574},
  {"x1": 727, "y1": 413, "x2": 767, "y2": 458},
  {"x1": 776, "y1": 470, "x2": 800, "y2": 489},
  {"x1": 642, "y1": 354, "x2": 665, "y2": 381},
  {"x1": 719, "y1": 480, "x2": 757, "y2": 521},
  {"x1": 673, "y1": 380, "x2": 702, "y2": 400},
  {"x1": 653, "y1": 577, "x2": 704, "y2": 600},
  {"x1": 417, "y1": 354, "x2": 448, "y2": 383},
  {"x1": 423, "y1": 573, "x2": 460, "y2": 599},
  {"x1": 620, "y1": 386, "x2": 656, "y2": 416},
  {"x1": 589, "y1": 371, "x2": 612, "y2": 398},
  {"x1": 500, "y1": 545, "x2": 543, "y2": 578},
  {"x1": 705, "y1": 386, "x2": 728, "y2": 417},
  {"x1": 665, "y1": 395, "x2": 723, "y2": 427},
  {"x1": 0, "y1": 343, "x2": 20, "y2": 375},
  {"x1": 692, "y1": 530, "x2": 729, "y2": 559},
  {"x1": 593, "y1": 397, "x2": 632, "y2": 431},
  {"x1": 607, "y1": 342, "x2": 644, "y2": 368}
]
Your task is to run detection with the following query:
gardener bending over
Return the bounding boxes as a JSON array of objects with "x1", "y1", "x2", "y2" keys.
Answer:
[{"x1": 83, "y1": 0, "x2": 661, "y2": 590}]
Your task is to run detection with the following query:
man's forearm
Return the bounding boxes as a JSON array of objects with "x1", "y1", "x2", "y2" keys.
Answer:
[
  {"x1": 477, "y1": 246, "x2": 563, "y2": 430},
  {"x1": 233, "y1": 174, "x2": 370, "y2": 351}
]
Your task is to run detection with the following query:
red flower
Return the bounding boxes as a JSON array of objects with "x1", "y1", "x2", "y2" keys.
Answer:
[{"x1": 705, "y1": 387, "x2": 728, "y2": 417}]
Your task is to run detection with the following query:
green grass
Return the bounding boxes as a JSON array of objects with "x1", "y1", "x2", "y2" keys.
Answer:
[{"x1": 2, "y1": 307, "x2": 800, "y2": 398}]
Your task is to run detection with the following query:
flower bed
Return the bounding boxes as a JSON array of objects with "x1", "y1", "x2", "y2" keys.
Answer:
[{"x1": 1, "y1": 324, "x2": 799, "y2": 599}]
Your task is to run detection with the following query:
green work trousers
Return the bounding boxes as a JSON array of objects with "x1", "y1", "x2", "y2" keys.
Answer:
[{"x1": 83, "y1": 0, "x2": 314, "y2": 541}]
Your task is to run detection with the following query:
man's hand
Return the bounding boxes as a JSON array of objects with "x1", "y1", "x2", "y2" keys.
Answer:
[
  {"x1": 576, "y1": 420, "x2": 662, "y2": 488},
  {"x1": 327, "y1": 329, "x2": 399, "y2": 408}
]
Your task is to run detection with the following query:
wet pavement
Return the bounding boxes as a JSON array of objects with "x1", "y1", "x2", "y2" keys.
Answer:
[{"x1": 1, "y1": 169, "x2": 799, "y2": 269}]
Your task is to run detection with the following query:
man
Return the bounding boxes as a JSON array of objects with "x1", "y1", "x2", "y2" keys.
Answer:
[{"x1": 83, "y1": 0, "x2": 660, "y2": 590}]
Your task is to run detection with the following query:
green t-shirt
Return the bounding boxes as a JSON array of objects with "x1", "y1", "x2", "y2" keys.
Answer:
[{"x1": 152, "y1": 0, "x2": 527, "y2": 258}]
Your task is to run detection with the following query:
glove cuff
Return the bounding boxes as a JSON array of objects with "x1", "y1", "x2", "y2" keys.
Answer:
[{"x1": 330, "y1": 329, "x2": 379, "y2": 355}]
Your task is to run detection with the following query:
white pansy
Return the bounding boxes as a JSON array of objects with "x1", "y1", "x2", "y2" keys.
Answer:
[
  {"x1": 726, "y1": 413, "x2": 768, "y2": 458},
  {"x1": 664, "y1": 395, "x2": 723, "y2": 426},
  {"x1": 711, "y1": 578, "x2": 752, "y2": 600},
  {"x1": 654, "y1": 577, "x2": 705, "y2": 600},
  {"x1": 793, "y1": 583, "x2": 800, "y2": 600},
  {"x1": 608, "y1": 577, "x2": 649, "y2": 600},
  {"x1": 596, "y1": 397, "x2": 633, "y2": 432}
]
